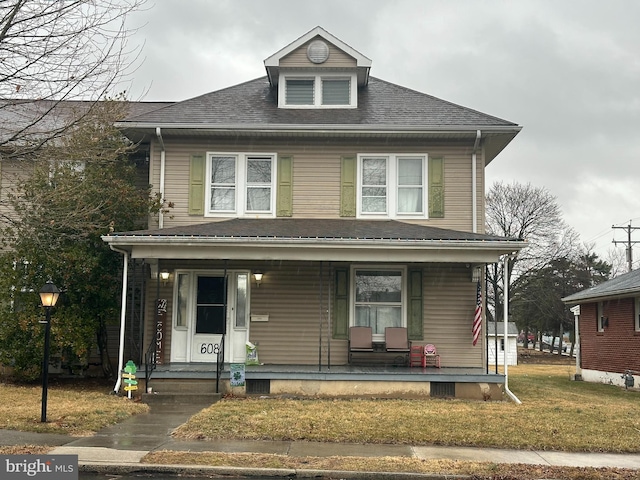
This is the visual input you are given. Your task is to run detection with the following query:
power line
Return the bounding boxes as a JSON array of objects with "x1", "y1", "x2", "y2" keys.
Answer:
[{"x1": 612, "y1": 223, "x2": 640, "y2": 272}]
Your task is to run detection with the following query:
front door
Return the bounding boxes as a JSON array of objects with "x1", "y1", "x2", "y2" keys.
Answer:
[
  {"x1": 170, "y1": 270, "x2": 249, "y2": 364},
  {"x1": 190, "y1": 275, "x2": 226, "y2": 362}
]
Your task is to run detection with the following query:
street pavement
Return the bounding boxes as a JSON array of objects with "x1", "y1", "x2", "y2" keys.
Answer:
[{"x1": 2, "y1": 399, "x2": 640, "y2": 479}]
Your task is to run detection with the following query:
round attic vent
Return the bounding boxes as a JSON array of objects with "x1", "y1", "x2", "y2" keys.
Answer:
[{"x1": 307, "y1": 40, "x2": 329, "y2": 64}]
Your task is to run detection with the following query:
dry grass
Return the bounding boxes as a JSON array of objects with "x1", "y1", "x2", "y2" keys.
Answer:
[
  {"x1": 0, "y1": 378, "x2": 148, "y2": 436},
  {"x1": 143, "y1": 451, "x2": 639, "y2": 480},
  {"x1": 172, "y1": 364, "x2": 640, "y2": 453},
  {"x1": 153, "y1": 362, "x2": 640, "y2": 478}
]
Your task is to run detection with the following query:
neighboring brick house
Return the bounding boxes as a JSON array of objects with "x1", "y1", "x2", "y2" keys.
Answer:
[
  {"x1": 102, "y1": 26, "x2": 525, "y2": 399},
  {"x1": 563, "y1": 268, "x2": 640, "y2": 388}
]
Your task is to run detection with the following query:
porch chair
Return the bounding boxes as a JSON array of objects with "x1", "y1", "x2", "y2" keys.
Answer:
[
  {"x1": 348, "y1": 326, "x2": 374, "y2": 363},
  {"x1": 410, "y1": 344, "x2": 426, "y2": 368},
  {"x1": 384, "y1": 327, "x2": 411, "y2": 365},
  {"x1": 424, "y1": 343, "x2": 441, "y2": 368}
]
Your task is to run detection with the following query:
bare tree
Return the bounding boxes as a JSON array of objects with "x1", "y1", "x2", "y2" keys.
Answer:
[
  {"x1": 485, "y1": 181, "x2": 581, "y2": 334},
  {"x1": 0, "y1": 0, "x2": 145, "y2": 158}
]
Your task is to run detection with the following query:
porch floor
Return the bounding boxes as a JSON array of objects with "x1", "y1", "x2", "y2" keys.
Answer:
[{"x1": 147, "y1": 363, "x2": 505, "y2": 384}]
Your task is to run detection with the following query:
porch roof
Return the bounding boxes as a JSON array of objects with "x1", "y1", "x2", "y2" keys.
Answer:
[{"x1": 103, "y1": 218, "x2": 525, "y2": 263}]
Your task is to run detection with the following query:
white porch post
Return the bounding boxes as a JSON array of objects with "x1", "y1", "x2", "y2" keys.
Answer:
[{"x1": 111, "y1": 248, "x2": 129, "y2": 394}]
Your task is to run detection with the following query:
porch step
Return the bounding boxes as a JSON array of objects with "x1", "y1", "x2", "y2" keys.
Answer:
[
  {"x1": 145, "y1": 378, "x2": 220, "y2": 395},
  {"x1": 141, "y1": 392, "x2": 221, "y2": 405}
]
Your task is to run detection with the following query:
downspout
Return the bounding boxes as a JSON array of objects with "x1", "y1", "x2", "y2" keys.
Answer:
[
  {"x1": 503, "y1": 253, "x2": 521, "y2": 404},
  {"x1": 109, "y1": 245, "x2": 129, "y2": 395},
  {"x1": 471, "y1": 130, "x2": 481, "y2": 233},
  {"x1": 156, "y1": 127, "x2": 166, "y2": 229}
]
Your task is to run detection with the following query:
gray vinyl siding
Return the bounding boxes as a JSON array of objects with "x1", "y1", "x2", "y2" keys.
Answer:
[
  {"x1": 142, "y1": 260, "x2": 483, "y2": 367},
  {"x1": 249, "y1": 261, "x2": 336, "y2": 365},
  {"x1": 280, "y1": 40, "x2": 357, "y2": 69},
  {"x1": 423, "y1": 264, "x2": 483, "y2": 367},
  {"x1": 151, "y1": 139, "x2": 481, "y2": 233}
]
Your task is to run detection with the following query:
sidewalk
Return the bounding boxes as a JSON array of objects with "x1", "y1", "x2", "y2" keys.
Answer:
[{"x1": 3, "y1": 400, "x2": 640, "y2": 478}]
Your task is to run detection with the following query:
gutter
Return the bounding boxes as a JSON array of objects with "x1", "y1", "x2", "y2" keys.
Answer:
[
  {"x1": 155, "y1": 127, "x2": 166, "y2": 229},
  {"x1": 503, "y1": 253, "x2": 522, "y2": 404},
  {"x1": 471, "y1": 130, "x2": 481, "y2": 233},
  {"x1": 115, "y1": 122, "x2": 522, "y2": 134},
  {"x1": 109, "y1": 245, "x2": 130, "y2": 395}
]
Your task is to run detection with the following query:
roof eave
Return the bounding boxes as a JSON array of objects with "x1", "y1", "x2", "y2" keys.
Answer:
[
  {"x1": 103, "y1": 235, "x2": 525, "y2": 262},
  {"x1": 562, "y1": 287, "x2": 640, "y2": 305}
]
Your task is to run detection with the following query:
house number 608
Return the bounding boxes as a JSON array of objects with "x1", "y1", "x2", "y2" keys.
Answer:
[{"x1": 200, "y1": 343, "x2": 219, "y2": 355}]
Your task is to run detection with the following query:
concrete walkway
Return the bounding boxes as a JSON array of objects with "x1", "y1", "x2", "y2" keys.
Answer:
[{"x1": 3, "y1": 400, "x2": 639, "y2": 478}]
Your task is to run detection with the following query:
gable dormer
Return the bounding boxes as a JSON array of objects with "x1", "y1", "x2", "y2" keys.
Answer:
[{"x1": 264, "y1": 26, "x2": 371, "y2": 109}]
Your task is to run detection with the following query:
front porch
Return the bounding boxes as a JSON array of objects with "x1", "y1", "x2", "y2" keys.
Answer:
[{"x1": 145, "y1": 363, "x2": 506, "y2": 401}]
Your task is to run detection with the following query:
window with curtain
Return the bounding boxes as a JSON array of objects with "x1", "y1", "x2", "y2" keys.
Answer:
[
  {"x1": 354, "y1": 269, "x2": 403, "y2": 336},
  {"x1": 206, "y1": 153, "x2": 275, "y2": 217},
  {"x1": 358, "y1": 154, "x2": 426, "y2": 218},
  {"x1": 397, "y1": 157, "x2": 423, "y2": 214}
]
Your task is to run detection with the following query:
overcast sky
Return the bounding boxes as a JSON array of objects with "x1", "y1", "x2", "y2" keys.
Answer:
[{"x1": 123, "y1": 0, "x2": 640, "y2": 267}]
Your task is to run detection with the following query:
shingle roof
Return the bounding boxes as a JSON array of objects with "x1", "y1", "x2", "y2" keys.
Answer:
[
  {"x1": 487, "y1": 322, "x2": 519, "y2": 336},
  {"x1": 0, "y1": 100, "x2": 172, "y2": 144},
  {"x1": 109, "y1": 218, "x2": 522, "y2": 243},
  {"x1": 120, "y1": 76, "x2": 517, "y2": 129},
  {"x1": 562, "y1": 269, "x2": 640, "y2": 304}
]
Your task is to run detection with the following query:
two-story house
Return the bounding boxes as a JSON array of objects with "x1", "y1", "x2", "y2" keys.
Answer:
[{"x1": 103, "y1": 27, "x2": 525, "y2": 400}]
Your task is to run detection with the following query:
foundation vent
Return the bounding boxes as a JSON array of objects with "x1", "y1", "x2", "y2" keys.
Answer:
[
  {"x1": 246, "y1": 379, "x2": 270, "y2": 395},
  {"x1": 430, "y1": 382, "x2": 455, "y2": 398}
]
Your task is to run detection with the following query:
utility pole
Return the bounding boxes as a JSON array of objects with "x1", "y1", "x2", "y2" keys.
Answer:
[{"x1": 612, "y1": 224, "x2": 640, "y2": 272}]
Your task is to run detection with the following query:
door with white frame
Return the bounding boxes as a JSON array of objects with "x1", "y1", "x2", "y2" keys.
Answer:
[{"x1": 170, "y1": 270, "x2": 249, "y2": 364}]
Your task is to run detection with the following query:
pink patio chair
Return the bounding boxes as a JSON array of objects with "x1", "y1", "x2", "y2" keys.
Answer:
[{"x1": 424, "y1": 343, "x2": 441, "y2": 368}]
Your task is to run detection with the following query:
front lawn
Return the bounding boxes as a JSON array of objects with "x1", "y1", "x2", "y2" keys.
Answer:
[
  {"x1": 172, "y1": 364, "x2": 640, "y2": 453},
  {"x1": 0, "y1": 378, "x2": 148, "y2": 436}
]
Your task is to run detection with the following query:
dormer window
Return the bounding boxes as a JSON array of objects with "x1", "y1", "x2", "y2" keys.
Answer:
[{"x1": 280, "y1": 73, "x2": 356, "y2": 108}]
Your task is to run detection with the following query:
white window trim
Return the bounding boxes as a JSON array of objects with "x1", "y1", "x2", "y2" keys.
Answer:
[
  {"x1": 205, "y1": 152, "x2": 276, "y2": 218},
  {"x1": 356, "y1": 153, "x2": 428, "y2": 219},
  {"x1": 597, "y1": 301, "x2": 606, "y2": 332},
  {"x1": 278, "y1": 72, "x2": 357, "y2": 109},
  {"x1": 635, "y1": 297, "x2": 640, "y2": 332},
  {"x1": 350, "y1": 265, "x2": 407, "y2": 341},
  {"x1": 172, "y1": 269, "x2": 252, "y2": 332}
]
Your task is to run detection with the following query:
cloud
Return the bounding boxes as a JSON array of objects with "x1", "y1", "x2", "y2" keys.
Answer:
[{"x1": 124, "y1": 0, "x2": 640, "y2": 262}]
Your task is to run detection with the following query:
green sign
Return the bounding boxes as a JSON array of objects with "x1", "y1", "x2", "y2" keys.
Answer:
[{"x1": 230, "y1": 363, "x2": 245, "y2": 387}]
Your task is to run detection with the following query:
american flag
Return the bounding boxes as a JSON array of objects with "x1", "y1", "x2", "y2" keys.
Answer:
[{"x1": 472, "y1": 281, "x2": 482, "y2": 346}]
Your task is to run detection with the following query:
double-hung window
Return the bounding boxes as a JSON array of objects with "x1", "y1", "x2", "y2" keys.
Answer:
[
  {"x1": 358, "y1": 154, "x2": 426, "y2": 218},
  {"x1": 206, "y1": 153, "x2": 275, "y2": 217},
  {"x1": 635, "y1": 297, "x2": 640, "y2": 332},
  {"x1": 353, "y1": 267, "x2": 405, "y2": 338}
]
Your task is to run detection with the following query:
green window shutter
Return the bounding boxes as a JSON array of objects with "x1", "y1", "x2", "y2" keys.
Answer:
[
  {"x1": 407, "y1": 268, "x2": 424, "y2": 340},
  {"x1": 276, "y1": 155, "x2": 293, "y2": 217},
  {"x1": 428, "y1": 157, "x2": 444, "y2": 218},
  {"x1": 188, "y1": 153, "x2": 205, "y2": 215},
  {"x1": 340, "y1": 155, "x2": 356, "y2": 217},
  {"x1": 333, "y1": 268, "x2": 349, "y2": 339}
]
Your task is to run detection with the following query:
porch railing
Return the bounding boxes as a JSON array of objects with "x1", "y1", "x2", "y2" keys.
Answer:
[
  {"x1": 144, "y1": 333, "x2": 158, "y2": 389},
  {"x1": 216, "y1": 334, "x2": 225, "y2": 393}
]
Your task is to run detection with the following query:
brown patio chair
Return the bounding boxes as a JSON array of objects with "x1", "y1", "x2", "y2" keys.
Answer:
[
  {"x1": 385, "y1": 327, "x2": 411, "y2": 365},
  {"x1": 348, "y1": 326, "x2": 374, "y2": 363}
]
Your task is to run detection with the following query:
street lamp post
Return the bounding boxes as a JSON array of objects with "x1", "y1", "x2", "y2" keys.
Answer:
[{"x1": 39, "y1": 281, "x2": 60, "y2": 423}]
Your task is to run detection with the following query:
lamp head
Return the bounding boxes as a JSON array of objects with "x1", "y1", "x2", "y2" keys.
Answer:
[{"x1": 39, "y1": 281, "x2": 60, "y2": 308}]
